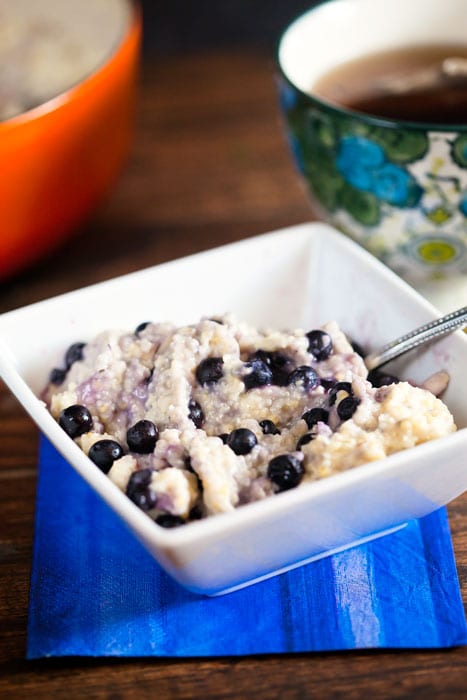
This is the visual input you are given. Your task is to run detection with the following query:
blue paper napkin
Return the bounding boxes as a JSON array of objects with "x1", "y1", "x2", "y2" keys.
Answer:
[{"x1": 27, "y1": 437, "x2": 467, "y2": 657}]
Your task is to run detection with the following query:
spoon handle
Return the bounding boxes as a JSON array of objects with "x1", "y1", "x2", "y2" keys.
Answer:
[{"x1": 364, "y1": 306, "x2": 467, "y2": 371}]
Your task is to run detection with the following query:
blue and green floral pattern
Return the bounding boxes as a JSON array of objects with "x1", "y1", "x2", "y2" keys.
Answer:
[
  {"x1": 336, "y1": 136, "x2": 423, "y2": 207},
  {"x1": 278, "y1": 76, "x2": 467, "y2": 281}
]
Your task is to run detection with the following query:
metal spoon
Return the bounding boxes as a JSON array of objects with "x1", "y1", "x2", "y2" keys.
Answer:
[
  {"x1": 378, "y1": 57, "x2": 467, "y2": 95},
  {"x1": 364, "y1": 306, "x2": 467, "y2": 371}
]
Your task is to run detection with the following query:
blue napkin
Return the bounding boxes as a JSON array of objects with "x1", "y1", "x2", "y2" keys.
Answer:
[{"x1": 27, "y1": 436, "x2": 467, "y2": 657}]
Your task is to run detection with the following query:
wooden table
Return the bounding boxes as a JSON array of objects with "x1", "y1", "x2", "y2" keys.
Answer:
[{"x1": 1, "y1": 51, "x2": 467, "y2": 699}]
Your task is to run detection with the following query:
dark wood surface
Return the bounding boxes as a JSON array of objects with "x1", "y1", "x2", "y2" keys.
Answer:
[{"x1": 1, "y1": 51, "x2": 467, "y2": 700}]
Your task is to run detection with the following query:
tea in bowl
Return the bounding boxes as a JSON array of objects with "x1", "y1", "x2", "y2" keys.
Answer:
[{"x1": 277, "y1": 0, "x2": 467, "y2": 299}]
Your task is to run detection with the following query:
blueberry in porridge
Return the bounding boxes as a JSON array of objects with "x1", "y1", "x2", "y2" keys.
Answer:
[{"x1": 44, "y1": 315, "x2": 456, "y2": 527}]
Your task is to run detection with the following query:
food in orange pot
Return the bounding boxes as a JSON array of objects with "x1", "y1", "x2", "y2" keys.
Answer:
[{"x1": 0, "y1": 0, "x2": 141, "y2": 279}]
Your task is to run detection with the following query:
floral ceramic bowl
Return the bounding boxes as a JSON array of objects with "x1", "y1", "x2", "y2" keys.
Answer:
[{"x1": 277, "y1": 0, "x2": 467, "y2": 288}]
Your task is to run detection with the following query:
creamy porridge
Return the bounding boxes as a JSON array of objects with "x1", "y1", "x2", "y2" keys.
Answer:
[
  {"x1": 0, "y1": 0, "x2": 130, "y2": 121},
  {"x1": 44, "y1": 315, "x2": 456, "y2": 527}
]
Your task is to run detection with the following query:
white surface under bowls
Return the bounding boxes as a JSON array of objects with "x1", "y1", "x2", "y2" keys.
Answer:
[{"x1": 1, "y1": 222, "x2": 466, "y2": 595}]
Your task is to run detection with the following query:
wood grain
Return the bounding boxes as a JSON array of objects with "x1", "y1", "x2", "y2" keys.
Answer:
[{"x1": 1, "y1": 50, "x2": 467, "y2": 699}]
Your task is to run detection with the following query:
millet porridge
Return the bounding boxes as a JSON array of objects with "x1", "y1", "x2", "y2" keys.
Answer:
[{"x1": 44, "y1": 314, "x2": 456, "y2": 528}]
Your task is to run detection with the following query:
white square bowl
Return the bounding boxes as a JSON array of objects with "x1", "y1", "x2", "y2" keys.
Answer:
[{"x1": 1, "y1": 222, "x2": 467, "y2": 596}]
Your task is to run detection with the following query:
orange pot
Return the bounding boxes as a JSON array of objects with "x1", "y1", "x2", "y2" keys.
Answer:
[{"x1": 0, "y1": 1, "x2": 141, "y2": 280}]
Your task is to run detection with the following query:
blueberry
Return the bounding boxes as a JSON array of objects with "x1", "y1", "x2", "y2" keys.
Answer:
[
  {"x1": 251, "y1": 350, "x2": 282, "y2": 367},
  {"x1": 320, "y1": 378, "x2": 336, "y2": 392},
  {"x1": 287, "y1": 366, "x2": 320, "y2": 390},
  {"x1": 218, "y1": 433, "x2": 229, "y2": 444},
  {"x1": 49, "y1": 367, "x2": 67, "y2": 385},
  {"x1": 189, "y1": 505, "x2": 204, "y2": 520},
  {"x1": 65, "y1": 342, "x2": 86, "y2": 369},
  {"x1": 267, "y1": 454, "x2": 304, "y2": 491},
  {"x1": 259, "y1": 419, "x2": 280, "y2": 435},
  {"x1": 195, "y1": 357, "x2": 224, "y2": 386},
  {"x1": 306, "y1": 330, "x2": 333, "y2": 360},
  {"x1": 329, "y1": 381, "x2": 352, "y2": 405},
  {"x1": 126, "y1": 469, "x2": 157, "y2": 511},
  {"x1": 337, "y1": 396, "x2": 361, "y2": 421},
  {"x1": 156, "y1": 514, "x2": 186, "y2": 528},
  {"x1": 249, "y1": 350, "x2": 291, "y2": 386},
  {"x1": 88, "y1": 439, "x2": 124, "y2": 474},
  {"x1": 243, "y1": 358, "x2": 273, "y2": 390},
  {"x1": 301, "y1": 407, "x2": 329, "y2": 429},
  {"x1": 135, "y1": 321, "x2": 151, "y2": 335},
  {"x1": 227, "y1": 428, "x2": 258, "y2": 455},
  {"x1": 296, "y1": 433, "x2": 314, "y2": 450},
  {"x1": 59, "y1": 404, "x2": 93, "y2": 439},
  {"x1": 188, "y1": 399, "x2": 204, "y2": 428},
  {"x1": 126, "y1": 419, "x2": 159, "y2": 454},
  {"x1": 367, "y1": 369, "x2": 399, "y2": 388}
]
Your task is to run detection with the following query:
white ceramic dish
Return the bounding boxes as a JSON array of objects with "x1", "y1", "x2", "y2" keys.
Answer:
[{"x1": 1, "y1": 222, "x2": 467, "y2": 595}]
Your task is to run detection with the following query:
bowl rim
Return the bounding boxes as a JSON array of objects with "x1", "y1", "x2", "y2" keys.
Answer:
[
  {"x1": 0, "y1": 0, "x2": 141, "y2": 131},
  {"x1": 276, "y1": 0, "x2": 467, "y2": 133}
]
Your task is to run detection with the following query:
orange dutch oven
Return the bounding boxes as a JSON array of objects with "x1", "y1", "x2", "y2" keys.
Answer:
[{"x1": 0, "y1": 1, "x2": 141, "y2": 280}]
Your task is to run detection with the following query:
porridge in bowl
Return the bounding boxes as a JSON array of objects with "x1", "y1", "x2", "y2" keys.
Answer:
[
  {"x1": 0, "y1": 0, "x2": 130, "y2": 121},
  {"x1": 44, "y1": 315, "x2": 456, "y2": 528}
]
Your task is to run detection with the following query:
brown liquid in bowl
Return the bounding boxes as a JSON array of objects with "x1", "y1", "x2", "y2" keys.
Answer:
[{"x1": 312, "y1": 45, "x2": 467, "y2": 124}]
